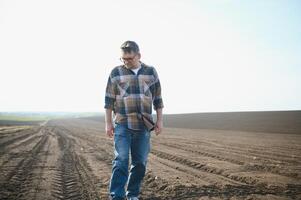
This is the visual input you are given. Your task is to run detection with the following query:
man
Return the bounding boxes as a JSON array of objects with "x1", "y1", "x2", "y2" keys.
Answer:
[{"x1": 104, "y1": 40, "x2": 164, "y2": 200}]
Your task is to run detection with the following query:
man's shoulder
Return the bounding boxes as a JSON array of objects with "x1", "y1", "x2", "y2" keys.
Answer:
[
  {"x1": 141, "y1": 62, "x2": 156, "y2": 74},
  {"x1": 142, "y1": 63, "x2": 160, "y2": 79},
  {"x1": 109, "y1": 65, "x2": 123, "y2": 77}
]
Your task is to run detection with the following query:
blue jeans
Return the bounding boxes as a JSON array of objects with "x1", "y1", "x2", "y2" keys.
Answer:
[{"x1": 109, "y1": 122, "x2": 151, "y2": 200}]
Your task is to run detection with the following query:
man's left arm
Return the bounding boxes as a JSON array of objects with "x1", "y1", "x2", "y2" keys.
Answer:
[
  {"x1": 152, "y1": 67, "x2": 164, "y2": 135},
  {"x1": 155, "y1": 107, "x2": 163, "y2": 135}
]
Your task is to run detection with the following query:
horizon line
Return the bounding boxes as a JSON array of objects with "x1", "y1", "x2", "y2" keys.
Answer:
[{"x1": 0, "y1": 109, "x2": 300, "y2": 115}]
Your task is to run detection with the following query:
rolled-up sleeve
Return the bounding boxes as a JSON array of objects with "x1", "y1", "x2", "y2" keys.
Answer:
[
  {"x1": 104, "y1": 74, "x2": 117, "y2": 110},
  {"x1": 152, "y1": 67, "x2": 164, "y2": 110}
]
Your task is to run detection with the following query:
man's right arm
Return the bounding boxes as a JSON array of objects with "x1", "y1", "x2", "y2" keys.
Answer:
[
  {"x1": 105, "y1": 108, "x2": 113, "y2": 124},
  {"x1": 105, "y1": 108, "x2": 114, "y2": 138},
  {"x1": 104, "y1": 74, "x2": 116, "y2": 138}
]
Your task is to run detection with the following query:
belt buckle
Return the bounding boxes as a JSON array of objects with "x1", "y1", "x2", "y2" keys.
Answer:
[{"x1": 137, "y1": 113, "x2": 142, "y2": 119}]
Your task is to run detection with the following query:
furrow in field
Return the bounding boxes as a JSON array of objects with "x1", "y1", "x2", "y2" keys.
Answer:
[{"x1": 0, "y1": 128, "x2": 48, "y2": 199}]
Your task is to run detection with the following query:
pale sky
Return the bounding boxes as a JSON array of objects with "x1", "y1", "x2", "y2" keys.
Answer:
[{"x1": 0, "y1": 0, "x2": 300, "y2": 114}]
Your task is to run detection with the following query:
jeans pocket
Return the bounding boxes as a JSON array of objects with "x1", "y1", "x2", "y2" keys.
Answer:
[
  {"x1": 114, "y1": 123, "x2": 128, "y2": 137},
  {"x1": 113, "y1": 123, "x2": 121, "y2": 134}
]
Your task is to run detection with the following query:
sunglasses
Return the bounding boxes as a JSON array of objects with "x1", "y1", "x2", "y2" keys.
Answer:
[{"x1": 120, "y1": 55, "x2": 136, "y2": 62}]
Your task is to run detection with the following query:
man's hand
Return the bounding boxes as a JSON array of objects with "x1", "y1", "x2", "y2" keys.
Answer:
[
  {"x1": 154, "y1": 119, "x2": 163, "y2": 136},
  {"x1": 105, "y1": 122, "x2": 114, "y2": 138}
]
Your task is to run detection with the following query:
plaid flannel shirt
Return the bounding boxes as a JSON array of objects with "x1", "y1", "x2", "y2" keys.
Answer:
[{"x1": 104, "y1": 61, "x2": 164, "y2": 131}]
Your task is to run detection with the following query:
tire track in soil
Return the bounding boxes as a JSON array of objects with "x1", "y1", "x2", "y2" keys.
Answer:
[
  {"x1": 141, "y1": 164, "x2": 301, "y2": 200},
  {"x1": 0, "y1": 127, "x2": 47, "y2": 170},
  {"x1": 142, "y1": 155, "x2": 301, "y2": 199},
  {"x1": 201, "y1": 141, "x2": 301, "y2": 164},
  {"x1": 152, "y1": 141, "x2": 300, "y2": 179},
  {"x1": 0, "y1": 127, "x2": 49, "y2": 200},
  {"x1": 149, "y1": 154, "x2": 242, "y2": 186},
  {"x1": 52, "y1": 125, "x2": 117, "y2": 199},
  {"x1": 150, "y1": 148, "x2": 267, "y2": 186},
  {"x1": 51, "y1": 128, "x2": 101, "y2": 200},
  {"x1": 176, "y1": 137, "x2": 301, "y2": 163},
  {"x1": 141, "y1": 173, "x2": 301, "y2": 200},
  {"x1": 0, "y1": 126, "x2": 41, "y2": 152},
  {"x1": 0, "y1": 126, "x2": 32, "y2": 139},
  {"x1": 154, "y1": 141, "x2": 245, "y2": 165}
]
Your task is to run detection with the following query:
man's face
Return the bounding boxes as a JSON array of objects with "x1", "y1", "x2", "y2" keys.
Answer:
[{"x1": 120, "y1": 51, "x2": 140, "y2": 67}]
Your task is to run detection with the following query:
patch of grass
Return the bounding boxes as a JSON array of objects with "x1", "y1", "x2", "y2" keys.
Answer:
[
  {"x1": 0, "y1": 112, "x2": 101, "y2": 121},
  {"x1": 0, "y1": 115, "x2": 50, "y2": 121}
]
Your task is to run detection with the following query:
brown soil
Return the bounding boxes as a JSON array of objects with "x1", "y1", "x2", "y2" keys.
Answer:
[{"x1": 0, "y1": 118, "x2": 300, "y2": 200}]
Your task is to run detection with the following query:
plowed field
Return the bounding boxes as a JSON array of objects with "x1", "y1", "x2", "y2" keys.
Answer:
[{"x1": 0, "y1": 118, "x2": 300, "y2": 200}]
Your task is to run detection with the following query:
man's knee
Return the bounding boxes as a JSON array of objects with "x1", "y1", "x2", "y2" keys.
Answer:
[
  {"x1": 113, "y1": 153, "x2": 129, "y2": 163},
  {"x1": 130, "y1": 161, "x2": 147, "y2": 172}
]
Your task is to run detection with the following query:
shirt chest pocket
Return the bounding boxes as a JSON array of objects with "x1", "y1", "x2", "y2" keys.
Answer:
[
  {"x1": 117, "y1": 81, "x2": 130, "y2": 97},
  {"x1": 142, "y1": 78, "x2": 155, "y2": 97}
]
